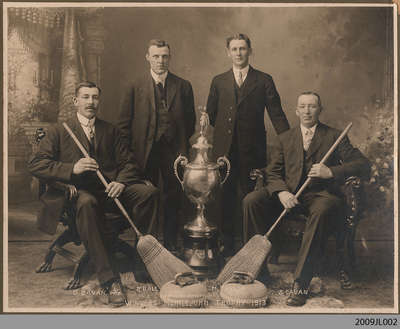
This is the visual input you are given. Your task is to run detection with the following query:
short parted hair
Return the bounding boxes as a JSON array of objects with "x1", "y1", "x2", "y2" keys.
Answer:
[
  {"x1": 75, "y1": 81, "x2": 101, "y2": 96},
  {"x1": 147, "y1": 39, "x2": 170, "y2": 53},
  {"x1": 298, "y1": 91, "x2": 322, "y2": 109},
  {"x1": 226, "y1": 33, "x2": 252, "y2": 49}
]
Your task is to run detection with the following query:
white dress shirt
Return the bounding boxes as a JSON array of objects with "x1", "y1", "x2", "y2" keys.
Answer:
[
  {"x1": 77, "y1": 112, "x2": 96, "y2": 141},
  {"x1": 232, "y1": 65, "x2": 249, "y2": 87},
  {"x1": 300, "y1": 123, "x2": 317, "y2": 151},
  {"x1": 151, "y1": 70, "x2": 168, "y2": 87}
]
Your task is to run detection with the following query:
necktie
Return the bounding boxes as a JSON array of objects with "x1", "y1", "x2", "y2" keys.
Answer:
[
  {"x1": 237, "y1": 71, "x2": 243, "y2": 88},
  {"x1": 157, "y1": 82, "x2": 167, "y2": 107},
  {"x1": 87, "y1": 125, "x2": 95, "y2": 143},
  {"x1": 86, "y1": 124, "x2": 95, "y2": 156},
  {"x1": 304, "y1": 129, "x2": 313, "y2": 151}
]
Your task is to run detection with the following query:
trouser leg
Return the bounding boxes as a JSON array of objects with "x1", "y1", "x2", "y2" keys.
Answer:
[
  {"x1": 242, "y1": 189, "x2": 283, "y2": 253},
  {"x1": 75, "y1": 190, "x2": 115, "y2": 285},
  {"x1": 116, "y1": 183, "x2": 160, "y2": 235},
  {"x1": 294, "y1": 191, "x2": 343, "y2": 286},
  {"x1": 145, "y1": 138, "x2": 182, "y2": 250}
]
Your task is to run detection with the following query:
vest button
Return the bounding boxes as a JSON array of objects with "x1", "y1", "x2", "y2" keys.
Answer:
[
  {"x1": 228, "y1": 129, "x2": 232, "y2": 134},
  {"x1": 228, "y1": 118, "x2": 232, "y2": 122}
]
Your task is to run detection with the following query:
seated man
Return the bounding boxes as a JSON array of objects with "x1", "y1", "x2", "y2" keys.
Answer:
[
  {"x1": 28, "y1": 81, "x2": 159, "y2": 307},
  {"x1": 243, "y1": 91, "x2": 370, "y2": 306}
]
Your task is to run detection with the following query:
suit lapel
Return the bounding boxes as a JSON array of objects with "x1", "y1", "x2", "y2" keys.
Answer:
[
  {"x1": 237, "y1": 66, "x2": 258, "y2": 106},
  {"x1": 93, "y1": 119, "x2": 104, "y2": 155},
  {"x1": 224, "y1": 69, "x2": 237, "y2": 107},
  {"x1": 166, "y1": 73, "x2": 177, "y2": 111},
  {"x1": 68, "y1": 115, "x2": 91, "y2": 156},
  {"x1": 146, "y1": 73, "x2": 156, "y2": 113},
  {"x1": 293, "y1": 126, "x2": 304, "y2": 172},
  {"x1": 305, "y1": 123, "x2": 324, "y2": 160}
]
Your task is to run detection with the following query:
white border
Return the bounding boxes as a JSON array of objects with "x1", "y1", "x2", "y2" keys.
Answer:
[{"x1": 2, "y1": 2, "x2": 398, "y2": 314}]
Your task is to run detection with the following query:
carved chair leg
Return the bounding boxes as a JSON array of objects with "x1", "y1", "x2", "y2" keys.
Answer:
[
  {"x1": 347, "y1": 227, "x2": 357, "y2": 270},
  {"x1": 36, "y1": 229, "x2": 76, "y2": 273},
  {"x1": 64, "y1": 251, "x2": 89, "y2": 290}
]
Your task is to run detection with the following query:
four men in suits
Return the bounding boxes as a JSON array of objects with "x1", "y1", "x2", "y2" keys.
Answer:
[
  {"x1": 27, "y1": 35, "x2": 371, "y2": 307},
  {"x1": 117, "y1": 39, "x2": 195, "y2": 252},
  {"x1": 206, "y1": 33, "x2": 290, "y2": 255},
  {"x1": 29, "y1": 81, "x2": 159, "y2": 307},
  {"x1": 243, "y1": 92, "x2": 370, "y2": 306}
]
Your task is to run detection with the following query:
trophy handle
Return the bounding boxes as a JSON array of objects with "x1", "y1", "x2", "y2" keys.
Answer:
[
  {"x1": 217, "y1": 156, "x2": 231, "y2": 185},
  {"x1": 174, "y1": 155, "x2": 188, "y2": 187}
]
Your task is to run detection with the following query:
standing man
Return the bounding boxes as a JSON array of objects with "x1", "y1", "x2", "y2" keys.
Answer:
[
  {"x1": 206, "y1": 33, "x2": 290, "y2": 256},
  {"x1": 243, "y1": 92, "x2": 370, "y2": 306},
  {"x1": 118, "y1": 40, "x2": 195, "y2": 253},
  {"x1": 29, "y1": 81, "x2": 160, "y2": 307}
]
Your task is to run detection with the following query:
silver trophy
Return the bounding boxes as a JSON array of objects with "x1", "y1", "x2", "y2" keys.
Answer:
[{"x1": 174, "y1": 109, "x2": 230, "y2": 278}]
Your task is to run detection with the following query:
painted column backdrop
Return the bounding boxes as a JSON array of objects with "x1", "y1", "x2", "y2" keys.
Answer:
[{"x1": 99, "y1": 6, "x2": 394, "y2": 241}]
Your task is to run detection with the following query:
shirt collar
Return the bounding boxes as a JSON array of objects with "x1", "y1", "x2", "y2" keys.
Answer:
[
  {"x1": 300, "y1": 123, "x2": 318, "y2": 136},
  {"x1": 232, "y1": 65, "x2": 250, "y2": 79},
  {"x1": 77, "y1": 112, "x2": 96, "y2": 127},
  {"x1": 151, "y1": 70, "x2": 168, "y2": 86}
]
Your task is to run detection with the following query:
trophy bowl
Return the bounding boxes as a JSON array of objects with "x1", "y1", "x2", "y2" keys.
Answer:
[{"x1": 174, "y1": 154, "x2": 230, "y2": 235}]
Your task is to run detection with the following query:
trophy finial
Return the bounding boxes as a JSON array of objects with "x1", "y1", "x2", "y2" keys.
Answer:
[{"x1": 199, "y1": 106, "x2": 209, "y2": 137}]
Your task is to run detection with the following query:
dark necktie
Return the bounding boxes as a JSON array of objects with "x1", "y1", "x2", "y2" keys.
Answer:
[{"x1": 157, "y1": 82, "x2": 167, "y2": 107}]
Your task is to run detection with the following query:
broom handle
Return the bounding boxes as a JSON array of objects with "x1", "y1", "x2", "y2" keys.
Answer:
[
  {"x1": 265, "y1": 122, "x2": 353, "y2": 238},
  {"x1": 63, "y1": 122, "x2": 143, "y2": 238}
]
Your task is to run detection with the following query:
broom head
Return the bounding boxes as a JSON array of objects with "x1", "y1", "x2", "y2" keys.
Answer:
[
  {"x1": 136, "y1": 234, "x2": 192, "y2": 289},
  {"x1": 216, "y1": 234, "x2": 271, "y2": 285}
]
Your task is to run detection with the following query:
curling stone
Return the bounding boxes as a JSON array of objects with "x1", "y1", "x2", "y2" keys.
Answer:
[
  {"x1": 220, "y1": 271, "x2": 269, "y2": 308},
  {"x1": 160, "y1": 272, "x2": 208, "y2": 308}
]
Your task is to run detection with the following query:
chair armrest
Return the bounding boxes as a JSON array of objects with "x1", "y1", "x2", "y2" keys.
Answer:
[{"x1": 342, "y1": 176, "x2": 363, "y2": 229}]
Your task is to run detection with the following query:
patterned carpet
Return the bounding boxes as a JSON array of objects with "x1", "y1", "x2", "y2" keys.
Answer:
[{"x1": 5, "y1": 241, "x2": 395, "y2": 312}]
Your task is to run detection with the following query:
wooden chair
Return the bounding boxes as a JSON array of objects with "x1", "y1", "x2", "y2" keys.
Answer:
[
  {"x1": 33, "y1": 128, "x2": 155, "y2": 289},
  {"x1": 243, "y1": 169, "x2": 365, "y2": 289}
]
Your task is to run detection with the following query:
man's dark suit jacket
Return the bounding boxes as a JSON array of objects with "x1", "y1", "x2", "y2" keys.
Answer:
[
  {"x1": 266, "y1": 122, "x2": 371, "y2": 196},
  {"x1": 118, "y1": 72, "x2": 195, "y2": 171},
  {"x1": 206, "y1": 66, "x2": 290, "y2": 185},
  {"x1": 28, "y1": 115, "x2": 142, "y2": 235}
]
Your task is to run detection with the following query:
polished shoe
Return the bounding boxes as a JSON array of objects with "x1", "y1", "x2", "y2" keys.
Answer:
[
  {"x1": 286, "y1": 281, "x2": 309, "y2": 307},
  {"x1": 103, "y1": 280, "x2": 128, "y2": 307}
]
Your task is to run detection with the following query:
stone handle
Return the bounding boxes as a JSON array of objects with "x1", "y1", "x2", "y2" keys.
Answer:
[
  {"x1": 173, "y1": 155, "x2": 188, "y2": 187},
  {"x1": 217, "y1": 156, "x2": 231, "y2": 185}
]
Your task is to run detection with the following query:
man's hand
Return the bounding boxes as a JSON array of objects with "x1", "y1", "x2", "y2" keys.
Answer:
[
  {"x1": 278, "y1": 191, "x2": 299, "y2": 209},
  {"x1": 105, "y1": 181, "x2": 125, "y2": 199},
  {"x1": 73, "y1": 157, "x2": 99, "y2": 174},
  {"x1": 308, "y1": 163, "x2": 333, "y2": 179},
  {"x1": 66, "y1": 184, "x2": 78, "y2": 200}
]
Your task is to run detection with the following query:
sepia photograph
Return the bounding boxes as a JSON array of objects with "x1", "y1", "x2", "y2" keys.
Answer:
[{"x1": 3, "y1": 2, "x2": 398, "y2": 313}]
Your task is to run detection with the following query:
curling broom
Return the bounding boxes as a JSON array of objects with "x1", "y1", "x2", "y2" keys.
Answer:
[
  {"x1": 63, "y1": 122, "x2": 192, "y2": 288},
  {"x1": 216, "y1": 123, "x2": 353, "y2": 285}
]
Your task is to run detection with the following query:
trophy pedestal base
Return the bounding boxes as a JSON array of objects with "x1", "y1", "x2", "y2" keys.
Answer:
[{"x1": 183, "y1": 227, "x2": 221, "y2": 280}]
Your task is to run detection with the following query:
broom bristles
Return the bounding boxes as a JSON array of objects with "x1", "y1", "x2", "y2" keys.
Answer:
[
  {"x1": 216, "y1": 234, "x2": 271, "y2": 285},
  {"x1": 137, "y1": 235, "x2": 192, "y2": 288}
]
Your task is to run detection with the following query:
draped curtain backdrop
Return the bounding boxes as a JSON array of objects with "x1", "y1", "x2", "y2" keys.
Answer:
[{"x1": 7, "y1": 7, "x2": 103, "y2": 203}]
